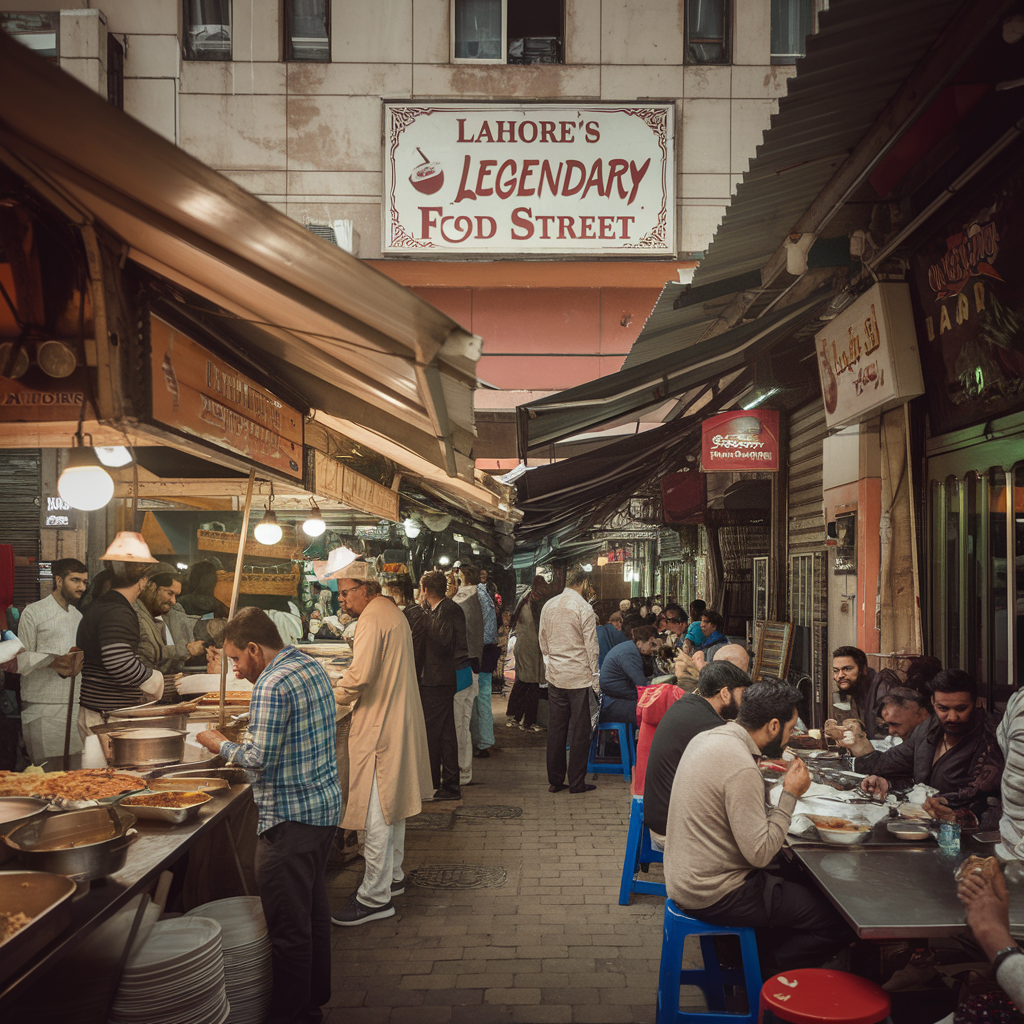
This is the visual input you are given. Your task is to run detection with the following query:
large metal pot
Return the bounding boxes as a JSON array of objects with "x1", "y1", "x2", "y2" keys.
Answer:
[
  {"x1": 3, "y1": 806, "x2": 137, "y2": 881},
  {"x1": 91, "y1": 715, "x2": 191, "y2": 736},
  {"x1": 107, "y1": 727, "x2": 186, "y2": 767},
  {"x1": 0, "y1": 797, "x2": 48, "y2": 866}
]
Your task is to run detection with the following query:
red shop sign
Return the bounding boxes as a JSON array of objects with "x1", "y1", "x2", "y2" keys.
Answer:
[{"x1": 701, "y1": 410, "x2": 780, "y2": 472}]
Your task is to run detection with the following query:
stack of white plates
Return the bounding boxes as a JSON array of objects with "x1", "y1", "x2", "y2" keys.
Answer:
[
  {"x1": 110, "y1": 916, "x2": 229, "y2": 1024},
  {"x1": 185, "y1": 897, "x2": 272, "y2": 1024}
]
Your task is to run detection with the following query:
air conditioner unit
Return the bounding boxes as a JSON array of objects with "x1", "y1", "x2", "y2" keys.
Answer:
[{"x1": 305, "y1": 221, "x2": 360, "y2": 256}]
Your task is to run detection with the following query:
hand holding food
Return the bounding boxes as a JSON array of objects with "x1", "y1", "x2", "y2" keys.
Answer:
[
  {"x1": 860, "y1": 775, "x2": 889, "y2": 799},
  {"x1": 825, "y1": 717, "x2": 873, "y2": 756},
  {"x1": 186, "y1": 640, "x2": 206, "y2": 657},
  {"x1": 924, "y1": 795, "x2": 956, "y2": 822},
  {"x1": 783, "y1": 756, "x2": 811, "y2": 798}
]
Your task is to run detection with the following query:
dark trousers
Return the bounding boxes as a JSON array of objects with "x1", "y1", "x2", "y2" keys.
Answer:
[
  {"x1": 419, "y1": 683, "x2": 460, "y2": 792},
  {"x1": 255, "y1": 821, "x2": 337, "y2": 1024},
  {"x1": 546, "y1": 684, "x2": 593, "y2": 791},
  {"x1": 506, "y1": 675, "x2": 540, "y2": 727},
  {"x1": 691, "y1": 864, "x2": 854, "y2": 976}
]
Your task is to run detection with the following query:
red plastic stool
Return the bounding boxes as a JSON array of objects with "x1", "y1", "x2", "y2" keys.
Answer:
[{"x1": 758, "y1": 969, "x2": 891, "y2": 1024}]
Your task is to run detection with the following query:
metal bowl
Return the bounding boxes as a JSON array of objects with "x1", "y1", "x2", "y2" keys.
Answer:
[
  {"x1": 887, "y1": 821, "x2": 933, "y2": 842},
  {"x1": 4, "y1": 806, "x2": 137, "y2": 881},
  {"x1": 0, "y1": 797, "x2": 49, "y2": 866},
  {"x1": 107, "y1": 728, "x2": 186, "y2": 767},
  {"x1": 814, "y1": 824, "x2": 871, "y2": 846}
]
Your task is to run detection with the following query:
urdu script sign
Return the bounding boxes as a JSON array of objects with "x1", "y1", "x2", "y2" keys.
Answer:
[{"x1": 383, "y1": 103, "x2": 675, "y2": 255}]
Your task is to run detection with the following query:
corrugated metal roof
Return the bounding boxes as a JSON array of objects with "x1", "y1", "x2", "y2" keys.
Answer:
[{"x1": 691, "y1": 0, "x2": 966, "y2": 287}]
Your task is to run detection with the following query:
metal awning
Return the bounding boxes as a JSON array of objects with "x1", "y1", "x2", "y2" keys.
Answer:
[
  {"x1": 516, "y1": 290, "x2": 828, "y2": 456},
  {"x1": 0, "y1": 33, "x2": 510, "y2": 520}
]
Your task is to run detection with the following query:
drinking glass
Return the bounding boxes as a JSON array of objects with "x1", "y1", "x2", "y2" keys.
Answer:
[{"x1": 937, "y1": 822, "x2": 961, "y2": 857}]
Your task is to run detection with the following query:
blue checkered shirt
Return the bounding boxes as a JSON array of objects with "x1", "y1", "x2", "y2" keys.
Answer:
[{"x1": 219, "y1": 646, "x2": 343, "y2": 834}]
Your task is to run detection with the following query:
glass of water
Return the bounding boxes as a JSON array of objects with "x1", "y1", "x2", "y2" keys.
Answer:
[{"x1": 938, "y1": 822, "x2": 961, "y2": 857}]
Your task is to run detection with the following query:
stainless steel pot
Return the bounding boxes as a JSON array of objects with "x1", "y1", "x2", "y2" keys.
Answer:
[
  {"x1": 107, "y1": 727, "x2": 186, "y2": 767},
  {"x1": 0, "y1": 797, "x2": 48, "y2": 866},
  {"x1": 3, "y1": 806, "x2": 138, "y2": 881},
  {"x1": 91, "y1": 715, "x2": 191, "y2": 736}
]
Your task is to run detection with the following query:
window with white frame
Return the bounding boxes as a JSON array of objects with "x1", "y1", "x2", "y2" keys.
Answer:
[
  {"x1": 452, "y1": 0, "x2": 563, "y2": 65},
  {"x1": 286, "y1": 0, "x2": 330, "y2": 62},
  {"x1": 771, "y1": 0, "x2": 815, "y2": 64},
  {"x1": 684, "y1": 0, "x2": 729, "y2": 65},
  {"x1": 183, "y1": 0, "x2": 231, "y2": 61}
]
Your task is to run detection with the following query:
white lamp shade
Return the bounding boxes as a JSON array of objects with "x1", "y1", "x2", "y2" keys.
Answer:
[
  {"x1": 323, "y1": 545, "x2": 358, "y2": 578},
  {"x1": 100, "y1": 532, "x2": 157, "y2": 562},
  {"x1": 254, "y1": 518, "x2": 283, "y2": 545},
  {"x1": 302, "y1": 510, "x2": 327, "y2": 537},
  {"x1": 57, "y1": 452, "x2": 115, "y2": 511}
]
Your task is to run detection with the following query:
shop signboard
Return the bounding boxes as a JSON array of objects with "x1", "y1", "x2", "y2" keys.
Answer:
[
  {"x1": 813, "y1": 283, "x2": 924, "y2": 430},
  {"x1": 908, "y1": 166, "x2": 1024, "y2": 434},
  {"x1": 0, "y1": 368, "x2": 87, "y2": 422},
  {"x1": 383, "y1": 102, "x2": 674, "y2": 255},
  {"x1": 308, "y1": 450, "x2": 399, "y2": 522},
  {"x1": 700, "y1": 410, "x2": 780, "y2": 471},
  {"x1": 40, "y1": 494, "x2": 77, "y2": 529},
  {"x1": 149, "y1": 316, "x2": 303, "y2": 480}
]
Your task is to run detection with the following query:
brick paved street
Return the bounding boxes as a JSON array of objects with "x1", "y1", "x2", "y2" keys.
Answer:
[{"x1": 324, "y1": 713, "x2": 698, "y2": 1024}]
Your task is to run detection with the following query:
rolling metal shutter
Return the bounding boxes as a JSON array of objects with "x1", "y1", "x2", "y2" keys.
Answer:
[
  {"x1": 788, "y1": 401, "x2": 826, "y2": 555},
  {"x1": 0, "y1": 449, "x2": 41, "y2": 612}
]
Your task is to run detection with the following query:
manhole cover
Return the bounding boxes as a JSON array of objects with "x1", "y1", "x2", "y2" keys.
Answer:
[
  {"x1": 409, "y1": 865, "x2": 508, "y2": 889},
  {"x1": 406, "y1": 812, "x2": 455, "y2": 830},
  {"x1": 455, "y1": 805, "x2": 523, "y2": 820}
]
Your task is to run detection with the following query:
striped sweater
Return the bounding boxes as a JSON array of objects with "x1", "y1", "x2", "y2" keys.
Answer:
[{"x1": 76, "y1": 591, "x2": 151, "y2": 712}]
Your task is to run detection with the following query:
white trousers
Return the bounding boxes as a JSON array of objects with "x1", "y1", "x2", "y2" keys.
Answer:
[
  {"x1": 453, "y1": 678, "x2": 479, "y2": 785},
  {"x1": 357, "y1": 768, "x2": 406, "y2": 909},
  {"x1": 22, "y1": 702, "x2": 81, "y2": 764}
]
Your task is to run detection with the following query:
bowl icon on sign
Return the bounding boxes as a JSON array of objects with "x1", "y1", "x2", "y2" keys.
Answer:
[{"x1": 410, "y1": 147, "x2": 444, "y2": 194}]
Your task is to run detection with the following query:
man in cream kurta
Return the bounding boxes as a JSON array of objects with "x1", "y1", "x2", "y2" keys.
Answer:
[
  {"x1": 331, "y1": 578, "x2": 432, "y2": 926},
  {"x1": 16, "y1": 558, "x2": 88, "y2": 764}
]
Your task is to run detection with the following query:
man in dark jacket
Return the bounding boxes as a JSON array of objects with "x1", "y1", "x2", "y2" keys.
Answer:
[
  {"x1": 597, "y1": 611, "x2": 631, "y2": 668},
  {"x1": 832, "y1": 645, "x2": 901, "y2": 740},
  {"x1": 419, "y1": 570, "x2": 466, "y2": 800},
  {"x1": 598, "y1": 625, "x2": 659, "y2": 725},
  {"x1": 855, "y1": 669, "x2": 1003, "y2": 822}
]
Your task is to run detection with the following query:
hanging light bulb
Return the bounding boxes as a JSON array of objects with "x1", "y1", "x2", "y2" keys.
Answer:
[
  {"x1": 438, "y1": 555, "x2": 451, "y2": 566},
  {"x1": 95, "y1": 446, "x2": 133, "y2": 468},
  {"x1": 302, "y1": 499, "x2": 327, "y2": 538},
  {"x1": 57, "y1": 431, "x2": 115, "y2": 511},
  {"x1": 253, "y1": 481, "x2": 283, "y2": 545},
  {"x1": 403, "y1": 517, "x2": 421, "y2": 539}
]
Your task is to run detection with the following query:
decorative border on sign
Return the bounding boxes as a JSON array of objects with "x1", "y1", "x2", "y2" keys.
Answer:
[{"x1": 383, "y1": 103, "x2": 674, "y2": 254}]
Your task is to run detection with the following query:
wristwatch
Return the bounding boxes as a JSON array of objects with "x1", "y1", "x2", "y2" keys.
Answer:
[{"x1": 992, "y1": 945, "x2": 1024, "y2": 973}]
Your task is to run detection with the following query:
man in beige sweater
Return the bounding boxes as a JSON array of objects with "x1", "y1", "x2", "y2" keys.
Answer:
[{"x1": 664, "y1": 681, "x2": 853, "y2": 973}]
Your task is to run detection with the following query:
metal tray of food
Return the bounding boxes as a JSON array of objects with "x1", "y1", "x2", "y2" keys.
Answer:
[
  {"x1": 145, "y1": 755, "x2": 222, "y2": 779},
  {"x1": 160, "y1": 766, "x2": 253, "y2": 786},
  {"x1": 0, "y1": 769, "x2": 148, "y2": 810},
  {"x1": 0, "y1": 871, "x2": 78, "y2": 983},
  {"x1": 110, "y1": 699, "x2": 199, "y2": 718},
  {"x1": 147, "y1": 777, "x2": 230, "y2": 793},
  {"x1": 120, "y1": 791, "x2": 213, "y2": 824}
]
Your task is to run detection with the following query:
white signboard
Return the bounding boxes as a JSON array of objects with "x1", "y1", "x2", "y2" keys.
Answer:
[
  {"x1": 814, "y1": 283, "x2": 925, "y2": 429},
  {"x1": 383, "y1": 103, "x2": 674, "y2": 256}
]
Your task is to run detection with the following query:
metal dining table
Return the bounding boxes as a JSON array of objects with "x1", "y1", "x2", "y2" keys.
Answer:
[{"x1": 787, "y1": 825, "x2": 1024, "y2": 939}]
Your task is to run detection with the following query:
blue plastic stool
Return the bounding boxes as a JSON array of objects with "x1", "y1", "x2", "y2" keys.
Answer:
[
  {"x1": 587, "y1": 721, "x2": 635, "y2": 781},
  {"x1": 657, "y1": 899, "x2": 762, "y2": 1024},
  {"x1": 619, "y1": 794, "x2": 666, "y2": 904}
]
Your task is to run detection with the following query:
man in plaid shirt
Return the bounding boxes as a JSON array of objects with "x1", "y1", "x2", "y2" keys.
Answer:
[{"x1": 198, "y1": 606, "x2": 342, "y2": 1024}]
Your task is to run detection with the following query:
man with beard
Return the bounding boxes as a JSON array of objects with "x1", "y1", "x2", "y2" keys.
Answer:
[
  {"x1": 832, "y1": 645, "x2": 900, "y2": 740},
  {"x1": 135, "y1": 563, "x2": 206, "y2": 676},
  {"x1": 665, "y1": 681, "x2": 854, "y2": 973},
  {"x1": 855, "y1": 670, "x2": 1003, "y2": 823},
  {"x1": 16, "y1": 558, "x2": 88, "y2": 764},
  {"x1": 643, "y1": 660, "x2": 751, "y2": 846}
]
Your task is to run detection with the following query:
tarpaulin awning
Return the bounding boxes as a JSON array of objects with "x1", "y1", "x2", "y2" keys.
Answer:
[{"x1": 516, "y1": 290, "x2": 829, "y2": 456}]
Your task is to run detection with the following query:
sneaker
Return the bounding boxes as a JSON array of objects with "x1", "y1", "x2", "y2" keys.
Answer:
[
  {"x1": 505, "y1": 720, "x2": 519, "y2": 729},
  {"x1": 331, "y1": 896, "x2": 396, "y2": 927},
  {"x1": 390, "y1": 883, "x2": 405, "y2": 897},
  {"x1": 432, "y1": 787, "x2": 462, "y2": 800},
  {"x1": 527, "y1": 724, "x2": 544, "y2": 732},
  {"x1": 473, "y1": 748, "x2": 490, "y2": 759}
]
